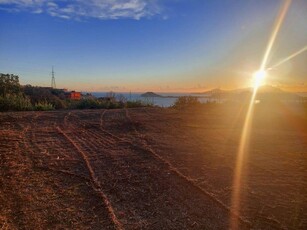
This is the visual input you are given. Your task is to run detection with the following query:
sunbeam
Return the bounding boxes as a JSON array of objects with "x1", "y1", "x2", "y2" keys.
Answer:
[
  {"x1": 268, "y1": 45, "x2": 307, "y2": 70},
  {"x1": 260, "y1": 0, "x2": 292, "y2": 71},
  {"x1": 230, "y1": 0, "x2": 292, "y2": 229}
]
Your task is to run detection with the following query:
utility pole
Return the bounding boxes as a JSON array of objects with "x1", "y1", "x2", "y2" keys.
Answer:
[{"x1": 51, "y1": 66, "x2": 56, "y2": 88}]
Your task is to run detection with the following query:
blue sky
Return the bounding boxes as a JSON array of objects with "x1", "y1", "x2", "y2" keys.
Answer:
[{"x1": 0, "y1": 0, "x2": 306, "y2": 92}]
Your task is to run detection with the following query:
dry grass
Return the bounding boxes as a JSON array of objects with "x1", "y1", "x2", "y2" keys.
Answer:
[{"x1": 0, "y1": 103, "x2": 306, "y2": 229}]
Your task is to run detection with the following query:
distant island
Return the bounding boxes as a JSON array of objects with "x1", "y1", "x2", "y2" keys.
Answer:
[
  {"x1": 141, "y1": 92, "x2": 163, "y2": 98},
  {"x1": 141, "y1": 92, "x2": 180, "y2": 98}
]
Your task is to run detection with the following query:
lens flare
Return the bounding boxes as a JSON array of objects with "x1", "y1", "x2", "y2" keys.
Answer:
[
  {"x1": 260, "y1": 0, "x2": 292, "y2": 71},
  {"x1": 230, "y1": 1, "x2": 292, "y2": 229},
  {"x1": 268, "y1": 45, "x2": 307, "y2": 70},
  {"x1": 253, "y1": 70, "x2": 266, "y2": 89}
]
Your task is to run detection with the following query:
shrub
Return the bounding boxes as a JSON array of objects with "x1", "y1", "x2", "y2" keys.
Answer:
[
  {"x1": 23, "y1": 85, "x2": 67, "y2": 109},
  {"x1": 173, "y1": 96, "x2": 201, "y2": 109},
  {"x1": 126, "y1": 100, "x2": 153, "y2": 108},
  {"x1": 107, "y1": 101, "x2": 122, "y2": 109},
  {"x1": 34, "y1": 101, "x2": 54, "y2": 111},
  {"x1": 72, "y1": 98, "x2": 123, "y2": 110},
  {"x1": 0, "y1": 94, "x2": 33, "y2": 111},
  {"x1": 74, "y1": 99, "x2": 101, "y2": 109},
  {"x1": 49, "y1": 97, "x2": 67, "y2": 109}
]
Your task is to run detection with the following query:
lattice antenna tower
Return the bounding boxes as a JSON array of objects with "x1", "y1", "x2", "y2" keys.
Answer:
[{"x1": 51, "y1": 66, "x2": 56, "y2": 88}]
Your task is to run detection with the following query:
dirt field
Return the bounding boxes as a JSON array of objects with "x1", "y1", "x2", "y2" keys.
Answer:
[{"x1": 0, "y1": 104, "x2": 306, "y2": 229}]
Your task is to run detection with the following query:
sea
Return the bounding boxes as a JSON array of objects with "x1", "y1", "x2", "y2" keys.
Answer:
[{"x1": 88, "y1": 92, "x2": 213, "y2": 107}]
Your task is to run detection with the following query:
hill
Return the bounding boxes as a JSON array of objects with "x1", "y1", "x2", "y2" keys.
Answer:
[{"x1": 141, "y1": 92, "x2": 163, "y2": 97}]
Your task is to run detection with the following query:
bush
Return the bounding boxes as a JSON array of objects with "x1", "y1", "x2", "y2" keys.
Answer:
[
  {"x1": 0, "y1": 94, "x2": 33, "y2": 111},
  {"x1": 23, "y1": 85, "x2": 67, "y2": 109},
  {"x1": 126, "y1": 100, "x2": 153, "y2": 108},
  {"x1": 49, "y1": 97, "x2": 67, "y2": 109},
  {"x1": 72, "y1": 98, "x2": 123, "y2": 110},
  {"x1": 34, "y1": 101, "x2": 54, "y2": 111},
  {"x1": 173, "y1": 96, "x2": 201, "y2": 109},
  {"x1": 74, "y1": 99, "x2": 101, "y2": 109}
]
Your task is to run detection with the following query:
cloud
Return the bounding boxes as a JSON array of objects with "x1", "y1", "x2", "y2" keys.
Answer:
[
  {"x1": 32, "y1": 8, "x2": 43, "y2": 14},
  {"x1": 0, "y1": 0, "x2": 163, "y2": 20}
]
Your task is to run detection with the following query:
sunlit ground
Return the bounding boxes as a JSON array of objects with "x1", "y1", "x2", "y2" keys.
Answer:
[
  {"x1": 137, "y1": 102, "x2": 307, "y2": 229},
  {"x1": 230, "y1": 0, "x2": 294, "y2": 228}
]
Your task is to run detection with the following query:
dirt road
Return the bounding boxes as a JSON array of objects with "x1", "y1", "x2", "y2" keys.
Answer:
[{"x1": 1, "y1": 105, "x2": 306, "y2": 229}]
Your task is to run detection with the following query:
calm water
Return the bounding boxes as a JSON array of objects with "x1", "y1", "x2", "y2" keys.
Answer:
[{"x1": 89, "y1": 92, "x2": 212, "y2": 107}]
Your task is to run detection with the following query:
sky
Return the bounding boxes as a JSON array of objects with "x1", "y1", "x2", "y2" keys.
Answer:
[{"x1": 0, "y1": 0, "x2": 306, "y2": 92}]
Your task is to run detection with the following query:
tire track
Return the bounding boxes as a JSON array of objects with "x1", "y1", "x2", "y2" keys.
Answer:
[
  {"x1": 134, "y1": 108, "x2": 285, "y2": 229},
  {"x1": 65, "y1": 111, "x2": 119, "y2": 148},
  {"x1": 70, "y1": 110, "x2": 145, "y2": 150},
  {"x1": 2, "y1": 112, "x2": 118, "y2": 229},
  {"x1": 100, "y1": 110, "x2": 106, "y2": 127},
  {"x1": 70, "y1": 110, "x2": 236, "y2": 228},
  {"x1": 56, "y1": 126, "x2": 123, "y2": 230},
  {"x1": 0, "y1": 113, "x2": 43, "y2": 229},
  {"x1": 124, "y1": 108, "x2": 252, "y2": 228},
  {"x1": 73, "y1": 109, "x2": 237, "y2": 221},
  {"x1": 68, "y1": 109, "x2": 261, "y2": 228},
  {"x1": 67, "y1": 110, "x2": 238, "y2": 229},
  {"x1": 129, "y1": 109, "x2": 291, "y2": 230},
  {"x1": 56, "y1": 110, "x2": 241, "y2": 228}
]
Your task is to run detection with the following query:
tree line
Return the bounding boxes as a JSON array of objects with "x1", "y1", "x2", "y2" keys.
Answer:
[{"x1": 0, "y1": 73, "x2": 153, "y2": 112}]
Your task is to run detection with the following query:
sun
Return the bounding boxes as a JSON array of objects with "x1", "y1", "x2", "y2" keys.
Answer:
[{"x1": 252, "y1": 70, "x2": 266, "y2": 89}]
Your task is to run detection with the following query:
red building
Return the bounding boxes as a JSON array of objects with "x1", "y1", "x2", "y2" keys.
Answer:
[{"x1": 66, "y1": 91, "x2": 81, "y2": 100}]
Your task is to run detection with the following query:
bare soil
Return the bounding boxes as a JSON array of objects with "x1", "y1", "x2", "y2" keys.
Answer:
[{"x1": 0, "y1": 103, "x2": 306, "y2": 229}]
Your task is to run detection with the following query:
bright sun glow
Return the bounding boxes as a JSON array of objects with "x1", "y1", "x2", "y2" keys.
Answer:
[{"x1": 253, "y1": 70, "x2": 266, "y2": 89}]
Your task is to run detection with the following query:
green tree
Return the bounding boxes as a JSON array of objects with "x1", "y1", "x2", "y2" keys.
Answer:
[{"x1": 0, "y1": 73, "x2": 22, "y2": 96}]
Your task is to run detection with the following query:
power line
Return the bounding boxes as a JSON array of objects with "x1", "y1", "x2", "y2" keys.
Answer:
[{"x1": 51, "y1": 66, "x2": 56, "y2": 88}]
